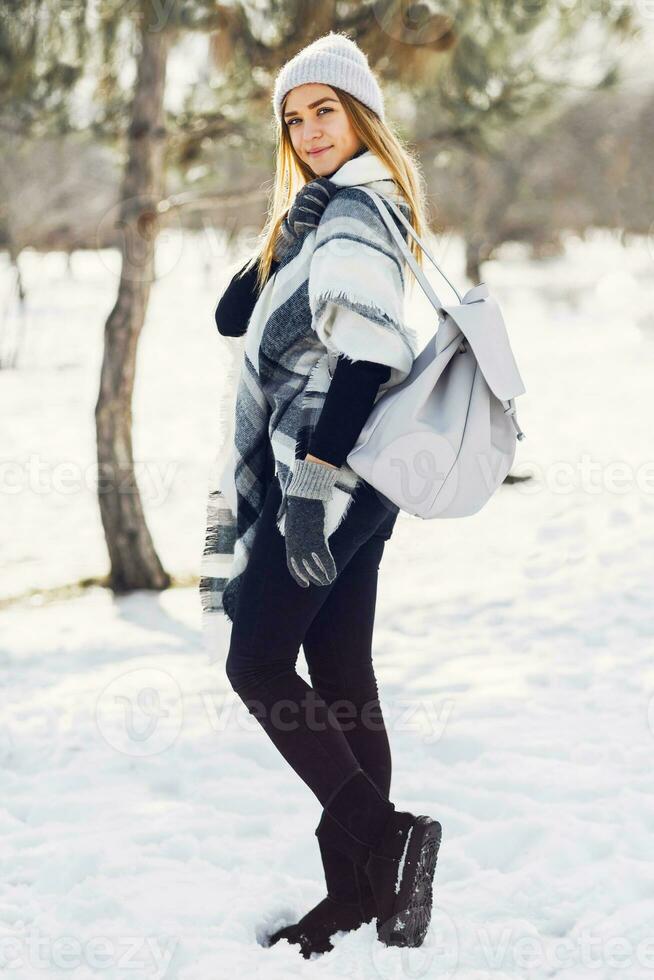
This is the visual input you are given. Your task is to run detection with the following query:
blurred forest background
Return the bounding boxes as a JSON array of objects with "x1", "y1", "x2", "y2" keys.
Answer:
[
  {"x1": 0, "y1": 0, "x2": 652, "y2": 598},
  {"x1": 1, "y1": 0, "x2": 649, "y2": 281},
  {"x1": 4, "y1": 7, "x2": 654, "y2": 967}
]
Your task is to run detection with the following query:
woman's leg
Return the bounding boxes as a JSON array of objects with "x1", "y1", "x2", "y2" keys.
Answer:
[
  {"x1": 225, "y1": 473, "x2": 397, "y2": 808},
  {"x1": 301, "y1": 530, "x2": 393, "y2": 906},
  {"x1": 227, "y1": 479, "x2": 441, "y2": 952},
  {"x1": 302, "y1": 532, "x2": 392, "y2": 798}
]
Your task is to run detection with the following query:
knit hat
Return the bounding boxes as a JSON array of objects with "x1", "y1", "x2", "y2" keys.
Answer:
[{"x1": 272, "y1": 32, "x2": 385, "y2": 127}]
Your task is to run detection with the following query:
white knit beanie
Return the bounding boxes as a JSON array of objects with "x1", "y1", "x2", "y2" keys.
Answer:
[{"x1": 272, "y1": 32, "x2": 385, "y2": 127}]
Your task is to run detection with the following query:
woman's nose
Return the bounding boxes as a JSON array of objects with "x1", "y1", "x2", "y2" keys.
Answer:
[{"x1": 303, "y1": 122, "x2": 323, "y2": 142}]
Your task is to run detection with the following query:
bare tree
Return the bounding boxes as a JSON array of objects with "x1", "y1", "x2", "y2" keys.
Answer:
[
  {"x1": 95, "y1": 16, "x2": 171, "y2": 591},
  {"x1": 3, "y1": 0, "x2": 640, "y2": 594}
]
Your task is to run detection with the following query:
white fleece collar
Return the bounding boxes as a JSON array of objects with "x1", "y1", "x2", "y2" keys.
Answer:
[{"x1": 327, "y1": 149, "x2": 396, "y2": 190}]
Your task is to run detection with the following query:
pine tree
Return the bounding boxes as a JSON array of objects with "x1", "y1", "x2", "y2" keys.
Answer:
[{"x1": 0, "y1": 0, "x2": 638, "y2": 592}]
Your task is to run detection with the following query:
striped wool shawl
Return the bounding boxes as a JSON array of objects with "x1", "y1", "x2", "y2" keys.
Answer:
[{"x1": 199, "y1": 150, "x2": 419, "y2": 644}]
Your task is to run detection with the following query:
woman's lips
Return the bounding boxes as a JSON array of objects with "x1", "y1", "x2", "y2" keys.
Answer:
[{"x1": 307, "y1": 146, "x2": 331, "y2": 156}]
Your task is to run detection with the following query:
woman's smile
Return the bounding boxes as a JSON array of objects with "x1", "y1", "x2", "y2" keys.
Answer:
[{"x1": 283, "y1": 83, "x2": 364, "y2": 173}]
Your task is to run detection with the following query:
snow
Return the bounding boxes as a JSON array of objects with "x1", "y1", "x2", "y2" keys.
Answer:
[
  {"x1": 395, "y1": 825, "x2": 412, "y2": 897},
  {"x1": 1, "y1": 227, "x2": 654, "y2": 977}
]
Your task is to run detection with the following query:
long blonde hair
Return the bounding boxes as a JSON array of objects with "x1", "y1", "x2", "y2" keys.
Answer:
[{"x1": 241, "y1": 86, "x2": 429, "y2": 295}]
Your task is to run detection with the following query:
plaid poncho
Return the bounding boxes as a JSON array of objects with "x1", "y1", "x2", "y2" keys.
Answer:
[{"x1": 199, "y1": 150, "x2": 419, "y2": 642}]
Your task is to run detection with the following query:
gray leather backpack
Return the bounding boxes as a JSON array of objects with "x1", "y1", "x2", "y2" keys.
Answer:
[{"x1": 346, "y1": 186, "x2": 527, "y2": 519}]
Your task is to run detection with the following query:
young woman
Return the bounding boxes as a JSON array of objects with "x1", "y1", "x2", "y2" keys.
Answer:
[{"x1": 203, "y1": 32, "x2": 443, "y2": 957}]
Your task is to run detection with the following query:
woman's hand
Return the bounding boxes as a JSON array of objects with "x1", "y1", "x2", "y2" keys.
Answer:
[
  {"x1": 283, "y1": 457, "x2": 339, "y2": 588},
  {"x1": 284, "y1": 177, "x2": 338, "y2": 241},
  {"x1": 304, "y1": 452, "x2": 338, "y2": 469}
]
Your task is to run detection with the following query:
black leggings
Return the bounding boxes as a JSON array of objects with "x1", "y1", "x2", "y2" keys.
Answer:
[{"x1": 225, "y1": 472, "x2": 399, "y2": 807}]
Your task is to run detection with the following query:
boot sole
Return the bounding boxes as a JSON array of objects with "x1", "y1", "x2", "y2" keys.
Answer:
[{"x1": 376, "y1": 816, "x2": 442, "y2": 948}]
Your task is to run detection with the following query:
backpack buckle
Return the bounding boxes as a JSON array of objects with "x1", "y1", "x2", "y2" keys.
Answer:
[{"x1": 504, "y1": 399, "x2": 526, "y2": 441}]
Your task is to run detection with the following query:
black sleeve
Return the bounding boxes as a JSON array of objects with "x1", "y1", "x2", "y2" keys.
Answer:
[
  {"x1": 307, "y1": 355, "x2": 392, "y2": 468},
  {"x1": 214, "y1": 257, "x2": 279, "y2": 336}
]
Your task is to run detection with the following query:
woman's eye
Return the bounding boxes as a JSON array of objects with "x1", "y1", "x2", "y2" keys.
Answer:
[{"x1": 288, "y1": 107, "x2": 333, "y2": 125}]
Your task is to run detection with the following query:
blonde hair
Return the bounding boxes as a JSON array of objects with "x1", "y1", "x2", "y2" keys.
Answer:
[{"x1": 240, "y1": 86, "x2": 429, "y2": 295}]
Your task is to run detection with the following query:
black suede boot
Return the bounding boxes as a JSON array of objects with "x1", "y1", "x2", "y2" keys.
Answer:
[
  {"x1": 365, "y1": 810, "x2": 442, "y2": 947},
  {"x1": 266, "y1": 811, "x2": 377, "y2": 958},
  {"x1": 266, "y1": 891, "x2": 376, "y2": 958},
  {"x1": 314, "y1": 768, "x2": 443, "y2": 948},
  {"x1": 318, "y1": 835, "x2": 375, "y2": 909}
]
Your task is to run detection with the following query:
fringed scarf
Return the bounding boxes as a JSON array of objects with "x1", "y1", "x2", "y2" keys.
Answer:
[{"x1": 199, "y1": 150, "x2": 419, "y2": 643}]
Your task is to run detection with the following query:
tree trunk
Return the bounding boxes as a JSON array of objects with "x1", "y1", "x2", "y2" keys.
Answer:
[
  {"x1": 465, "y1": 238, "x2": 483, "y2": 284},
  {"x1": 463, "y1": 154, "x2": 487, "y2": 284},
  {"x1": 95, "y1": 18, "x2": 170, "y2": 592}
]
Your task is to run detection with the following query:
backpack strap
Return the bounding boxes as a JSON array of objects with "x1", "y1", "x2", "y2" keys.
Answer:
[
  {"x1": 359, "y1": 187, "x2": 526, "y2": 443},
  {"x1": 355, "y1": 185, "x2": 463, "y2": 308}
]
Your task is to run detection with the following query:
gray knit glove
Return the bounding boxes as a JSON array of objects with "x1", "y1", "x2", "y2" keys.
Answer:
[
  {"x1": 284, "y1": 458, "x2": 340, "y2": 588},
  {"x1": 283, "y1": 178, "x2": 338, "y2": 241}
]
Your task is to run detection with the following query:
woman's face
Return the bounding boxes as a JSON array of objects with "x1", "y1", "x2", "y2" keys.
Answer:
[{"x1": 283, "y1": 83, "x2": 363, "y2": 177}]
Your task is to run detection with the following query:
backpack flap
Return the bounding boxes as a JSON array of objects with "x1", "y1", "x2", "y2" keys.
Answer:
[
  {"x1": 441, "y1": 287, "x2": 526, "y2": 402},
  {"x1": 434, "y1": 309, "x2": 463, "y2": 356}
]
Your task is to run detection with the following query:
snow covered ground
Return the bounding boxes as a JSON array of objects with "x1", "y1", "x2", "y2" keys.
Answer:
[{"x1": 1, "y1": 227, "x2": 653, "y2": 978}]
